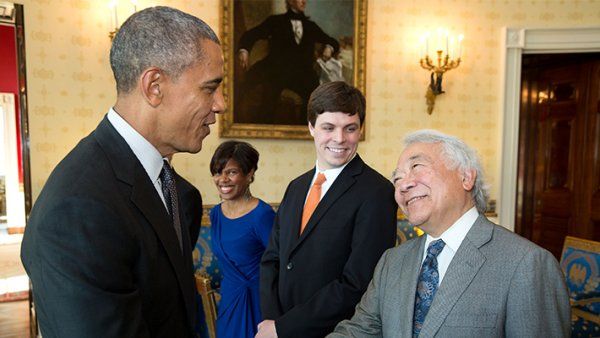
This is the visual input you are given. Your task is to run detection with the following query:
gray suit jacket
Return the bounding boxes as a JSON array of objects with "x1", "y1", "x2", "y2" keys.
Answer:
[{"x1": 328, "y1": 215, "x2": 570, "y2": 338}]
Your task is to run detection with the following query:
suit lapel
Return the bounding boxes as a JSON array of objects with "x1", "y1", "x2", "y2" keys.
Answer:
[
  {"x1": 419, "y1": 215, "x2": 492, "y2": 337},
  {"x1": 131, "y1": 174, "x2": 196, "y2": 328},
  {"x1": 291, "y1": 156, "x2": 364, "y2": 253},
  {"x1": 388, "y1": 238, "x2": 426, "y2": 337},
  {"x1": 129, "y1": 166, "x2": 190, "y2": 275},
  {"x1": 282, "y1": 13, "x2": 298, "y2": 43},
  {"x1": 282, "y1": 170, "x2": 313, "y2": 257},
  {"x1": 94, "y1": 117, "x2": 195, "y2": 327}
]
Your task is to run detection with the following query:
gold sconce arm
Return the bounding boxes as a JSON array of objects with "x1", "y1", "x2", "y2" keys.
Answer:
[{"x1": 109, "y1": 29, "x2": 118, "y2": 41}]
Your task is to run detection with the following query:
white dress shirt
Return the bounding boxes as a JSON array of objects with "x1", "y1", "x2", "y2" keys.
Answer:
[
  {"x1": 107, "y1": 108, "x2": 169, "y2": 210},
  {"x1": 305, "y1": 156, "x2": 355, "y2": 204},
  {"x1": 291, "y1": 19, "x2": 303, "y2": 44},
  {"x1": 421, "y1": 206, "x2": 479, "y2": 285}
]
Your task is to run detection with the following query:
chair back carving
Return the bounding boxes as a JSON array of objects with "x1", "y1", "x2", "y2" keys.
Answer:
[
  {"x1": 195, "y1": 272, "x2": 218, "y2": 338},
  {"x1": 560, "y1": 236, "x2": 600, "y2": 336}
]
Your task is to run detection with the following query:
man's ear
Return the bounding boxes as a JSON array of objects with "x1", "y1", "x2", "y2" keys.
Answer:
[
  {"x1": 308, "y1": 122, "x2": 315, "y2": 137},
  {"x1": 461, "y1": 169, "x2": 477, "y2": 191},
  {"x1": 140, "y1": 68, "x2": 163, "y2": 107}
]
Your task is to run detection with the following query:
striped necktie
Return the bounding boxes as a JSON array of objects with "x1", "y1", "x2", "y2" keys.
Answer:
[{"x1": 159, "y1": 160, "x2": 183, "y2": 253}]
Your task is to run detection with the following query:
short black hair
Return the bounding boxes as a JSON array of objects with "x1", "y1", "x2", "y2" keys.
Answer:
[
  {"x1": 307, "y1": 81, "x2": 366, "y2": 126},
  {"x1": 210, "y1": 141, "x2": 259, "y2": 176}
]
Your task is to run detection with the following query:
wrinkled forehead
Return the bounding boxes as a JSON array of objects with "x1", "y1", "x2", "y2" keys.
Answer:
[{"x1": 397, "y1": 142, "x2": 439, "y2": 165}]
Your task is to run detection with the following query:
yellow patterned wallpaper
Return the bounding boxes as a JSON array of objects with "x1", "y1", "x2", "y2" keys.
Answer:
[{"x1": 19, "y1": 0, "x2": 600, "y2": 206}]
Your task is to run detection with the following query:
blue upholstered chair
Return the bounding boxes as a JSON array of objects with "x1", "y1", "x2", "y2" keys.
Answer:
[
  {"x1": 396, "y1": 216, "x2": 423, "y2": 245},
  {"x1": 193, "y1": 212, "x2": 222, "y2": 338},
  {"x1": 560, "y1": 236, "x2": 600, "y2": 337}
]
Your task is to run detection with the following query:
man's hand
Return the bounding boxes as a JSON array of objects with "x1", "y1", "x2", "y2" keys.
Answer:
[
  {"x1": 255, "y1": 320, "x2": 277, "y2": 338},
  {"x1": 238, "y1": 50, "x2": 249, "y2": 70}
]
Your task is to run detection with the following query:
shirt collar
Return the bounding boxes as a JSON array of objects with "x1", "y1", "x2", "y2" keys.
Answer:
[
  {"x1": 424, "y1": 206, "x2": 479, "y2": 254},
  {"x1": 314, "y1": 154, "x2": 355, "y2": 182},
  {"x1": 107, "y1": 108, "x2": 164, "y2": 184}
]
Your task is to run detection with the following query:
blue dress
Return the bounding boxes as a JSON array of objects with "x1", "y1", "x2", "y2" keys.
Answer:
[{"x1": 210, "y1": 199, "x2": 275, "y2": 338}]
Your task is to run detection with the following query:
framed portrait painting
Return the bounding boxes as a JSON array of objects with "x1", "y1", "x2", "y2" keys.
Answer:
[{"x1": 219, "y1": 0, "x2": 367, "y2": 139}]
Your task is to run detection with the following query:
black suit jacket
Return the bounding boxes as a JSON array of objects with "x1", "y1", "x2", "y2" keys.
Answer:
[
  {"x1": 239, "y1": 10, "x2": 340, "y2": 108},
  {"x1": 175, "y1": 170, "x2": 203, "y2": 251},
  {"x1": 21, "y1": 116, "x2": 200, "y2": 338},
  {"x1": 239, "y1": 11, "x2": 339, "y2": 76},
  {"x1": 260, "y1": 155, "x2": 397, "y2": 337}
]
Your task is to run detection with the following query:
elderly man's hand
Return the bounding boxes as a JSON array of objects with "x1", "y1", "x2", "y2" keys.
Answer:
[{"x1": 255, "y1": 320, "x2": 277, "y2": 338}]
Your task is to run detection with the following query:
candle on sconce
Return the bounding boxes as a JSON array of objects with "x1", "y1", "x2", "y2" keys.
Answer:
[
  {"x1": 445, "y1": 30, "x2": 449, "y2": 56},
  {"x1": 107, "y1": 4, "x2": 113, "y2": 31},
  {"x1": 108, "y1": 0, "x2": 119, "y2": 31},
  {"x1": 115, "y1": 8, "x2": 119, "y2": 31},
  {"x1": 131, "y1": 0, "x2": 137, "y2": 13},
  {"x1": 458, "y1": 34, "x2": 464, "y2": 58},
  {"x1": 425, "y1": 33, "x2": 430, "y2": 57}
]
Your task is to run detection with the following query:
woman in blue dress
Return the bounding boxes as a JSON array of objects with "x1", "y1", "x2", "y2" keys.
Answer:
[{"x1": 209, "y1": 140, "x2": 275, "y2": 338}]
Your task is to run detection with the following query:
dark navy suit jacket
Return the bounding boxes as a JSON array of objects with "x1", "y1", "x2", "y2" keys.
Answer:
[{"x1": 21, "y1": 116, "x2": 200, "y2": 337}]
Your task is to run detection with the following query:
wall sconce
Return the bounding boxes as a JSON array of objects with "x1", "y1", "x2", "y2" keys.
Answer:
[
  {"x1": 108, "y1": 0, "x2": 137, "y2": 41},
  {"x1": 419, "y1": 30, "x2": 463, "y2": 114}
]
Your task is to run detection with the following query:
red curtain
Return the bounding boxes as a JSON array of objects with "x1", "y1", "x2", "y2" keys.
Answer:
[{"x1": 0, "y1": 24, "x2": 22, "y2": 184}]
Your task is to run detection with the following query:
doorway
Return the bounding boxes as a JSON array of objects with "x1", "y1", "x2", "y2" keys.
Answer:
[
  {"x1": 516, "y1": 53, "x2": 600, "y2": 259},
  {"x1": 0, "y1": 1, "x2": 30, "y2": 237},
  {"x1": 0, "y1": 1, "x2": 33, "y2": 337}
]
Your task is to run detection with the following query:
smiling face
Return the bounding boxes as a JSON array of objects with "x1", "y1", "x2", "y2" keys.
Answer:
[
  {"x1": 212, "y1": 159, "x2": 254, "y2": 201},
  {"x1": 392, "y1": 142, "x2": 475, "y2": 237},
  {"x1": 309, "y1": 112, "x2": 361, "y2": 170},
  {"x1": 155, "y1": 39, "x2": 225, "y2": 155}
]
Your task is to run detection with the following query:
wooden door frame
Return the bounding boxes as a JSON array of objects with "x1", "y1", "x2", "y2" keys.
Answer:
[{"x1": 499, "y1": 26, "x2": 600, "y2": 230}]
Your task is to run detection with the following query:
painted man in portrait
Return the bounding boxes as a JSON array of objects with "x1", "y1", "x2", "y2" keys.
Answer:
[{"x1": 236, "y1": 0, "x2": 340, "y2": 125}]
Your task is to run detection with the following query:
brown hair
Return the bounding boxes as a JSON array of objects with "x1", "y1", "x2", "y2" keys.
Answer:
[{"x1": 307, "y1": 81, "x2": 366, "y2": 127}]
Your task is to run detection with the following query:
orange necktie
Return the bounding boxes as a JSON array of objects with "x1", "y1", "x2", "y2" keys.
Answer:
[{"x1": 300, "y1": 173, "x2": 326, "y2": 234}]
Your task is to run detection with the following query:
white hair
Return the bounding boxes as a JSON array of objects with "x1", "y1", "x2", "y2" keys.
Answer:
[{"x1": 403, "y1": 129, "x2": 490, "y2": 213}]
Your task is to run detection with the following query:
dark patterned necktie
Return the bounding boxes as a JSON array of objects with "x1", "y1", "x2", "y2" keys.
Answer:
[
  {"x1": 413, "y1": 239, "x2": 446, "y2": 337},
  {"x1": 159, "y1": 160, "x2": 183, "y2": 253}
]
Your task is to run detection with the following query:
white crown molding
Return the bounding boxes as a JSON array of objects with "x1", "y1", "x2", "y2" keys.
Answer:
[{"x1": 499, "y1": 26, "x2": 600, "y2": 231}]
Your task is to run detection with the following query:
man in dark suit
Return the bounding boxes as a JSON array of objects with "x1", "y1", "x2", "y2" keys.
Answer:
[
  {"x1": 329, "y1": 130, "x2": 570, "y2": 337},
  {"x1": 257, "y1": 81, "x2": 398, "y2": 338},
  {"x1": 237, "y1": 0, "x2": 340, "y2": 125},
  {"x1": 175, "y1": 169, "x2": 203, "y2": 252},
  {"x1": 20, "y1": 6, "x2": 225, "y2": 337}
]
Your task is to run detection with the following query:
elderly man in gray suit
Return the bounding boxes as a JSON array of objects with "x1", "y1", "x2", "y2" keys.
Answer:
[{"x1": 329, "y1": 129, "x2": 570, "y2": 337}]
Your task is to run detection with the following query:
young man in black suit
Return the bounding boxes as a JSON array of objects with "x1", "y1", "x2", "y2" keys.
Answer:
[
  {"x1": 20, "y1": 7, "x2": 224, "y2": 337},
  {"x1": 257, "y1": 81, "x2": 398, "y2": 337}
]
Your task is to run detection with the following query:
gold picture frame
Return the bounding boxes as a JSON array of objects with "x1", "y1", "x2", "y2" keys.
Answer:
[{"x1": 219, "y1": 0, "x2": 368, "y2": 140}]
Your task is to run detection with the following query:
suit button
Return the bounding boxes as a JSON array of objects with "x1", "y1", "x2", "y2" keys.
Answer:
[{"x1": 286, "y1": 262, "x2": 293, "y2": 270}]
